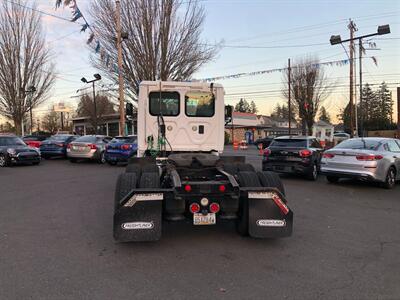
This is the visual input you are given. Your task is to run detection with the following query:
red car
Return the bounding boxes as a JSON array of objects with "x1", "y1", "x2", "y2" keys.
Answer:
[{"x1": 22, "y1": 135, "x2": 48, "y2": 149}]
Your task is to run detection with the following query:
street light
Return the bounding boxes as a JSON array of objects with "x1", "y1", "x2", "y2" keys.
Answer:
[
  {"x1": 20, "y1": 86, "x2": 36, "y2": 135},
  {"x1": 330, "y1": 24, "x2": 390, "y2": 136},
  {"x1": 81, "y1": 74, "x2": 102, "y2": 134}
]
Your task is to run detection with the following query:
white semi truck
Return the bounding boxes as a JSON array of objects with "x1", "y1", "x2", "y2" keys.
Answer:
[{"x1": 113, "y1": 81, "x2": 293, "y2": 242}]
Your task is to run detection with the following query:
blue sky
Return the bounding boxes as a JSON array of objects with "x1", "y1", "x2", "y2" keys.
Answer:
[{"x1": 13, "y1": 0, "x2": 400, "y2": 122}]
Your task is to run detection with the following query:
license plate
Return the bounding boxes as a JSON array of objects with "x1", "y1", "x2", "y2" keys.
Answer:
[{"x1": 193, "y1": 213, "x2": 216, "y2": 225}]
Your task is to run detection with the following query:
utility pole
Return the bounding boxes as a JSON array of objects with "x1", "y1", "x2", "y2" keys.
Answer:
[
  {"x1": 397, "y1": 87, "x2": 400, "y2": 138},
  {"x1": 348, "y1": 20, "x2": 355, "y2": 137},
  {"x1": 288, "y1": 58, "x2": 292, "y2": 136},
  {"x1": 359, "y1": 39, "x2": 364, "y2": 137},
  {"x1": 92, "y1": 81, "x2": 98, "y2": 134},
  {"x1": 116, "y1": 0, "x2": 125, "y2": 136}
]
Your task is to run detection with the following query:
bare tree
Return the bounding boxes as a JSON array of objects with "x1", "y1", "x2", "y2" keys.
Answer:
[
  {"x1": 77, "y1": 94, "x2": 116, "y2": 129},
  {"x1": 42, "y1": 111, "x2": 60, "y2": 134},
  {"x1": 0, "y1": 1, "x2": 56, "y2": 135},
  {"x1": 88, "y1": 0, "x2": 218, "y2": 99},
  {"x1": 283, "y1": 57, "x2": 332, "y2": 135}
]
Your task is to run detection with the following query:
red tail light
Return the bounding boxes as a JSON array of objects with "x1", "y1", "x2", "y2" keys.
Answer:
[
  {"x1": 356, "y1": 154, "x2": 383, "y2": 161},
  {"x1": 67, "y1": 144, "x2": 71, "y2": 149},
  {"x1": 263, "y1": 148, "x2": 271, "y2": 156},
  {"x1": 218, "y1": 185, "x2": 226, "y2": 192},
  {"x1": 121, "y1": 144, "x2": 131, "y2": 150},
  {"x1": 209, "y1": 203, "x2": 220, "y2": 213},
  {"x1": 272, "y1": 195, "x2": 289, "y2": 215},
  {"x1": 189, "y1": 203, "x2": 200, "y2": 214},
  {"x1": 184, "y1": 185, "x2": 192, "y2": 192},
  {"x1": 299, "y1": 149, "x2": 312, "y2": 157},
  {"x1": 88, "y1": 144, "x2": 97, "y2": 150},
  {"x1": 323, "y1": 153, "x2": 335, "y2": 159}
]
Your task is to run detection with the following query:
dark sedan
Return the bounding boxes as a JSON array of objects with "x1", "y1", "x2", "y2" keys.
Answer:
[
  {"x1": 40, "y1": 134, "x2": 78, "y2": 159},
  {"x1": 262, "y1": 136, "x2": 324, "y2": 180},
  {"x1": 105, "y1": 135, "x2": 137, "y2": 165},
  {"x1": 0, "y1": 135, "x2": 41, "y2": 167}
]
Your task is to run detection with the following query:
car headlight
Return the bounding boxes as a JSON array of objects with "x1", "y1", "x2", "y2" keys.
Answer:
[{"x1": 7, "y1": 148, "x2": 16, "y2": 155}]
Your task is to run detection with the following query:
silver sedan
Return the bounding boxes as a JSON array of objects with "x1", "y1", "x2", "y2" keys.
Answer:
[
  {"x1": 321, "y1": 137, "x2": 400, "y2": 189},
  {"x1": 67, "y1": 135, "x2": 112, "y2": 163}
]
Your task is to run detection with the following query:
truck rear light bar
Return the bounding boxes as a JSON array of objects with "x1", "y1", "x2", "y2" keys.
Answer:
[
  {"x1": 209, "y1": 203, "x2": 220, "y2": 213},
  {"x1": 189, "y1": 203, "x2": 200, "y2": 214}
]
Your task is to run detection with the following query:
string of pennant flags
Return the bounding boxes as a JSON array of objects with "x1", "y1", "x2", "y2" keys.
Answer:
[
  {"x1": 54, "y1": 0, "x2": 115, "y2": 71},
  {"x1": 198, "y1": 57, "x2": 374, "y2": 82},
  {"x1": 53, "y1": 1, "x2": 378, "y2": 85}
]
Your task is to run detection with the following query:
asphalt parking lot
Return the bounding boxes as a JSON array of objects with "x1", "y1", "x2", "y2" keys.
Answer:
[{"x1": 1, "y1": 148, "x2": 399, "y2": 300}]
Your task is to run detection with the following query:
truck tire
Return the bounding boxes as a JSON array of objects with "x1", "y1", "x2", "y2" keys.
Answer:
[
  {"x1": 126, "y1": 163, "x2": 142, "y2": 178},
  {"x1": 237, "y1": 163, "x2": 255, "y2": 172},
  {"x1": 257, "y1": 171, "x2": 286, "y2": 197},
  {"x1": 142, "y1": 164, "x2": 159, "y2": 174},
  {"x1": 236, "y1": 171, "x2": 261, "y2": 236},
  {"x1": 114, "y1": 173, "x2": 137, "y2": 211},
  {"x1": 139, "y1": 172, "x2": 160, "y2": 188}
]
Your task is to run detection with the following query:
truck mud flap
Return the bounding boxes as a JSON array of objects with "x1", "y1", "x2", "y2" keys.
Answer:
[
  {"x1": 113, "y1": 189, "x2": 167, "y2": 242},
  {"x1": 245, "y1": 189, "x2": 293, "y2": 238}
]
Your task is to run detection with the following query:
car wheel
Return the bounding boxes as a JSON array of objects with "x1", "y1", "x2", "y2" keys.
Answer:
[
  {"x1": 107, "y1": 161, "x2": 117, "y2": 166},
  {"x1": 69, "y1": 158, "x2": 77, "y2": 163},
  {"x1": 32, "y1": 161, "x2": 40, "y2": 166},
  {"x1": 326, "y1": 176, "x2": 339, "y2": 183},
  {"x1": 0, "y1": 154, "x2": 10, "y2": 167},
  {"x1": 383, "y1": 167, "x2": 396, "y2": 189},
  {"x1": 98, "y1": 152, "x2": 106, "y2": 164},
  {"x1": 307, "y1": 163, "x2": 318, "y2": 181}
]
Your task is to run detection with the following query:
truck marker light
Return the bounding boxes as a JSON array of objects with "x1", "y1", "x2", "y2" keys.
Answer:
[
  {"x1": 272, "y1": 195, "x2": 289, "y2": 215},
  {"x1": 190, "y1": 203, "x2": 200, "y2": 213},
  {"x1": 209, "y1": 203, "x2": 220, "y2": 213},
  {"x1": 184, "y1": 185, "x2": 192, "y2": 192},
  {"x1": 219, "y1": 185, "x2": 226, "y2": 192}
]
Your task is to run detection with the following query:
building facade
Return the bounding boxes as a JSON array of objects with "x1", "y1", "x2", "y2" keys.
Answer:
[{"x1": 71, "y1": 113, "x2": 137, "y2": 137}]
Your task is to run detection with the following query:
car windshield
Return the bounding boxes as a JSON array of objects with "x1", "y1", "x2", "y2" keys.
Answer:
[
  {"x1": 74, "y1": 136, "x2": 97, "y2": 143},
  {"x1": 110, "y1": 136, "x2": 137, "y2": 144},
  {"x1": 0, "y1": 137, "x2": 26, "y2": 146},
  {"x1": 270, "y1": 139, "x2": 307, "y2": 147},
  {"x1": 49, "y1": 135, "x2": 71, "y2": 142},
  {"x1": 335, "y1": 139, "x2": 381, "y2": 150}
]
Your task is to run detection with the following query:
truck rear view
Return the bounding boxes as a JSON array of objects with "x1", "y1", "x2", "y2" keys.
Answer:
[{"x1": 113, "y1": 81, "x2": 293, "y2": 242}]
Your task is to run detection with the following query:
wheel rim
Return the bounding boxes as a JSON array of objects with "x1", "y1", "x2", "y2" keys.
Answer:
[
  {"x1": 388, "y1": 170, "x2": 395, "y2": 186},
  {"x1": 313, "y1": 164, "x2": 317, "y2": 179},
  {"x1": 0, "y1": 155, "x2": 5, "y2": 167}
]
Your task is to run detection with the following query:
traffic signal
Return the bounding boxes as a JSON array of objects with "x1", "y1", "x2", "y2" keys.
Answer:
[{"x1": 126, "y1": 102, "x2": 134, "y2": 116}]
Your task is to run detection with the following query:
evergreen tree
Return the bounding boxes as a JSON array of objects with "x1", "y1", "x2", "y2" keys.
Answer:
[
  {"x1": 234, "y1": 98, "x2": 251, "y2": 113},
  {"x1": 318, "y1": 106, "x2": 331, "y2": 123},
  {"x1": 272, "y1": 103, "x2": 296, "y2": 120},
  {"x1": 250, "y1": 101, "x2": 258, "y2": 114}
]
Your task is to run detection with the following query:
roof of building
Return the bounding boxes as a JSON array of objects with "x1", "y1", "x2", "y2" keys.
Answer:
[{"x1": 314, "y1": 120, "x2": 333, "y2": 127}]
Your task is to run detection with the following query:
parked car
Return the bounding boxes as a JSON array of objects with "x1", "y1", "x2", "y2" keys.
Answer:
[
  {"x1": 40, "y1": 134, "x2": 78, "y2": 159},
  {"x1": 0, "y1": 134, "x2": 41, "y2": 167},
  {"x1": 333, "y1": 132, "x2": 350, "y2": 144},
  {"x1": 262, "y1": 136, "x2": 324, "y2": 180},
  {"x1": 67, "y1": 135, "x2": 112, "y2": 163},
  {"x1": 321, "y1": 137, "x2": 400, "y2": 189},
  {"x1": 254, "y1": 136, "x2": 274, "y2": 149},
  {"x1": 105, "y1": 135, "x2": 137, "y2": 165},
  {"x1": 22, "y1": 135, "x2": 48, "y2": 149}
]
